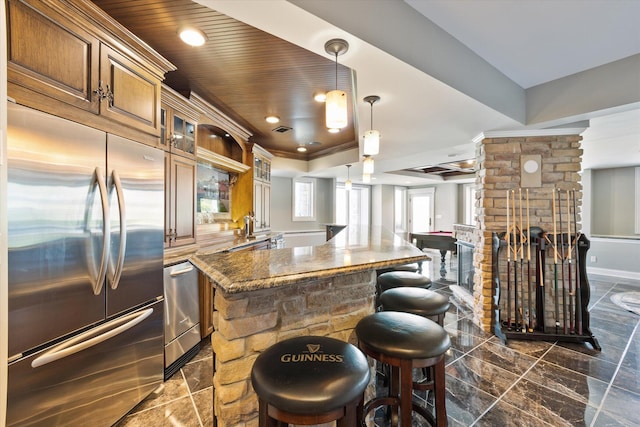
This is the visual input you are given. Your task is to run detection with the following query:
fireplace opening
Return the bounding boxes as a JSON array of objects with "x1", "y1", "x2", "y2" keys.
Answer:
[{"x1": 457, "y1": 240, "x2": 475, "y2": 294}]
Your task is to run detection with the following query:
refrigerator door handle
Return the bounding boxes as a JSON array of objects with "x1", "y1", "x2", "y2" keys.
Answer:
[
  {"x1": 108, "y1": 169, "x2": 127, "y2": 290},
  {"x1": 31, "y1": 308, "x2": 154, "y2": 368},
  {"x1": 85, "y1": 167, "x2": 110, "y2": 296}
]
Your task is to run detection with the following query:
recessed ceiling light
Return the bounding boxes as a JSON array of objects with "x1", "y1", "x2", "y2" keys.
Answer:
[
  {"x1": 179, "y1": 27, "x2": 207, "y2": 47},
  {"x1": 314, "y1": 93, "x2": 326, "y2": 102},
  {"x1": 328, "y1": 128, "x2": 340, "y2": 134},
  {"x1": 265, "y1": 115, "x2": 280, "y2": 124},
  {"x1": 297, "y1": 146, "x2": 307, "y2": 152}
]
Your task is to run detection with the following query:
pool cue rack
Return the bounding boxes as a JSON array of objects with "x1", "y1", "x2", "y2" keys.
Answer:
[{"x1": 491, "y1": 189, "x2": 600, "y2": 350}]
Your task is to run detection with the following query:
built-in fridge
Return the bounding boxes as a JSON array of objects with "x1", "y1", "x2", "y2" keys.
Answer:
[{"x1": 6, "y1": 101, "x2": 165, "y2": 426}]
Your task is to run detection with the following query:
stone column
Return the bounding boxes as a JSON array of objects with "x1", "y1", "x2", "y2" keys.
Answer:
[{"x1": 471, "y1": 129, "x2": 585, "y2": 331}]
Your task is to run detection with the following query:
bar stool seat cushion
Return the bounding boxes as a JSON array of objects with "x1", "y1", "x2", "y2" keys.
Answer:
[
  {"x1": 376, "y1": 263, "x2": 421, "y2": 275},
  {"x1": 377, "y1": 271, "x2": 431, "y2": 293},
  {"x1": 251, "y1": 335, "x2": 370, "y2": 414},
  {"x1": 380, "y1": 287, "x2": 450, "y2": 317},
  {"x1": 356, "y1": 311, "x2": 450, "y2": 360}
]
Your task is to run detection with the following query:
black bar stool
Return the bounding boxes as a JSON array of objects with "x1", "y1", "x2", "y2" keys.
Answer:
[
  {"x1": 376, "y1": 270, "x2": 432, "y2": 309},
  {"x1": 376, "y1": 262, "x2": 421, "y2": 275},
  {"x1": 251, "y1": 335, "x2": 370, "y2": 426},
  {"x1": 355, "y1": 311, "x2": 450, "y2": 427},
  {"x1": 380, "y1": 286, "x2": 450, "y2": 326}
]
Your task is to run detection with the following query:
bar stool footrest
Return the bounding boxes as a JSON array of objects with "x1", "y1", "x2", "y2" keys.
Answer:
[{"x1": 412, "y1": 402, "x2": 437, "y2": 427}]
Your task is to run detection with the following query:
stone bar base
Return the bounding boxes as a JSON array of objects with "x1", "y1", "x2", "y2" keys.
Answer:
[{"x1": 209, "y1": 270, "x2": 377, "y2": 426}]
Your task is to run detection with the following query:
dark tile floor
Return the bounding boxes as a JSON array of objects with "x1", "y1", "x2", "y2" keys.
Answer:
[
  {"x1": 117, "y1": 251, "x2": 640, "y2": 426},
  {"x1": 115, "y1": 341, "x2": 213, "y2": 427}
]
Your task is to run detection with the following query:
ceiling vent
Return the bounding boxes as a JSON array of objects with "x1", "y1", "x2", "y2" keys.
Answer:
[{"x1": 272, "y1": 126, "x2": 292, "y2": 133}]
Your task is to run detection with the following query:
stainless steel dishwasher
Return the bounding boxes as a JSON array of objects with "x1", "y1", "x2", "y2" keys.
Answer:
[{"x1": 164, "y1": 261, "x2": 201, "y2": 379}]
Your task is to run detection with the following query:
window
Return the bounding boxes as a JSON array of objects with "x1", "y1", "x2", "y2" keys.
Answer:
[
  {"x1": 336, "y1": 184, "x2": 370, "y2": 226},
  {"x1": 636, "y1": 167, "x2": 640, "y2": 234},
  {"x1": 292, "y1": 177, "x2": 316, "y2": 221},
  {"x1": 592, "y1": 167, "x2": 638, "y2": 237},
  {"x1": 394, "y1": 187, "x2": 407, "y2": 233},
  {"x1": 463, "y1": 184, "x2": 477, "y2": 226}
]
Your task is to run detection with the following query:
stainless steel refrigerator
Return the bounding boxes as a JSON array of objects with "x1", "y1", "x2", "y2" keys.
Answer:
[{"x1": 6, "y1": 102, "x2": 165, "y2": 426}]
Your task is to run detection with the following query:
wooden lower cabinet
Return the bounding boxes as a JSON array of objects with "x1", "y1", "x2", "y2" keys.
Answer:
[
  {"x1": 165, "y1": 153, "x2": 196, "y2": 248},
  {"x1": 198, "y1": 273, "x2": 214, "y2": 339},
  {"x1": 253, "y1": 181, "x2": 271, "y2": 231}
]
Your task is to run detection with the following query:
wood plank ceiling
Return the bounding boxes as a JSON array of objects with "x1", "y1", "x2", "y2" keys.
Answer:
[{"x1": 92, "y1": 0, "x2": 357, "y2": 160}]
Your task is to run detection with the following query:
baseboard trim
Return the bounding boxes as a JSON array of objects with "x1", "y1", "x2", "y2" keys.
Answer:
[{"x1": 587, "y1": 267, "x2": 640, "y2": 281}]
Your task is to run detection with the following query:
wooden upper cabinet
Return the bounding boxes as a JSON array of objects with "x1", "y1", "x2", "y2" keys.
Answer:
[
  {"x1": 161, "y1": 85, "x2": 199, "y2": 159},
  {"x1": 6, "y1": 0, "x2": 175, "y2": 143},
  {"x1": 7, "y1": 0, "x2": 101, "y2": 113},
  {"x1": 100, "y1": 45, "x2": 161, "y2": 137}
]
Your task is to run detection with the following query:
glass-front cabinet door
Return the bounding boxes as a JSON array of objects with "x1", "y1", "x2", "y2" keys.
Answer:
[
  {"x1": 172, "y1": 114, "x2": 196, "y2": 157},
  {"x1": 160, "y1": 108, "x2": 168, "y2": 151},
  {"x1": 254, "y1": 156, "x2": 263, "y2": 180}
]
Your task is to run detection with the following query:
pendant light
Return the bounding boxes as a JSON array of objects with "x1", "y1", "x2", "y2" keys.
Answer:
[
  {"x1": 345, "y1": 164, "x2": 352, "y2": 191},
  {"x1": 324, "y1": 39, "x2": 349, "y2": 130},
  {"x1": 363, "y1": 95, "x2": 381, "y2": 156},
  {"x1": 362, "y1": 173, "x2": 371, "y2": 183},
  {"x1": 363, "y1": 156, "x2": 374, "y2": 174}
]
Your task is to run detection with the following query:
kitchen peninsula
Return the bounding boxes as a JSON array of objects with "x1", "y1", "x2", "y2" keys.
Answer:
[{"x1": 190, "y1": 226, "x2": 428, "y2": 426}]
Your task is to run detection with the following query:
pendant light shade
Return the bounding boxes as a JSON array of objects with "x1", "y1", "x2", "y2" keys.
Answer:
[
  {"x1": 326, "y1": 90, "x2": 348, "y2": 129},
  {"x1": 363, "y1": 95, "x2": 381, "y2": 156},
  {"x1": 362, "y1": 173, "x2": 371, "y2": 183},
  {"x1": 363, "y1": 156, "x2": 374, "y2": 174},
  {"x1": 363, "y1": 130, "x2": 380, "y2": 156},
  {"x1": 345, "y1": 164, "x2": 352, "y2": 191},
  {"x1": 325, "y1": 39, "x2": 349, "y2": 130}
]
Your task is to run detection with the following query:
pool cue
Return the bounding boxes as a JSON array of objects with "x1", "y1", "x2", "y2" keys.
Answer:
[
  {"x1": 538, "y1": 249, "x2": 545, "y2": 330},
  {"x1": 526, "y1": 189, "x2": 533, "y2": 332},
  {"x1": 566, "y1": 189, "x2": 574, "y2": 334},
  {"x1": 506, "y1": 190, "x2": 512, "y2": 330},
  {"x1": 519, "y1": 188, "x2": 526, "y2": 332},
  {"x1": 558, "y1": 188, "x2": 567, "y2": 335},
  {"x1": 572, "y1": 189, "x2": 583, "y2": 335},
  {"x1": 552, "y1": 188, "x2": 559, "y2": 333},
  {"x1": 512, "y1": 189, "x2": 519, "y2": 331}
]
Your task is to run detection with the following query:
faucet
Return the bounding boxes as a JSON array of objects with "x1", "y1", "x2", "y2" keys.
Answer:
[{"x1": 244, "y1": 211, "x2": 255, "y2": 237}]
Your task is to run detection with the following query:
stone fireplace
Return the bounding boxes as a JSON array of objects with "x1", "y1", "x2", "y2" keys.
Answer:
[{"x1": 464, "y1": 129, "x2": 585, "y2": 331}]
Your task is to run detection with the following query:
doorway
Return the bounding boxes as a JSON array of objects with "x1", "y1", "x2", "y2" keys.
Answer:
[{"x1": 408, "y1": 188, "x2": 435, "y2": 233}]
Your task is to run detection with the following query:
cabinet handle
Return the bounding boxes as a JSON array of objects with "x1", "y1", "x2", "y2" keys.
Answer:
[
  {"x1": 105, "y1": 84, "x2": 114, "y2": 107},
  {"x1": 93, "y1": 80, "x2": 107, "y2": 101},
  {"x1": 169, "y1": 133, "x2": 177, "y2": 148},
  {"x1": 93, "y1": 81, "x2": 114, "y2": 107}
]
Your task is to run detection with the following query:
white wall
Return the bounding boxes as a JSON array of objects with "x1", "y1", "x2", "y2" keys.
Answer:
[
  {"x1": 433, "y1": 183, "x2": 458, "y2": 231},
  {"x1": 582, "y1": 168, "x2": 640, "y2": 279},
  {"x1": 270, "y1": 176, "x2": 334, "y2": 232},
  {"x1": 372, "y1": 185, "x2": 395, "y2": 230},
  {"x1": 371, "y1": 185, "x2": 382, "y2": 227}
]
